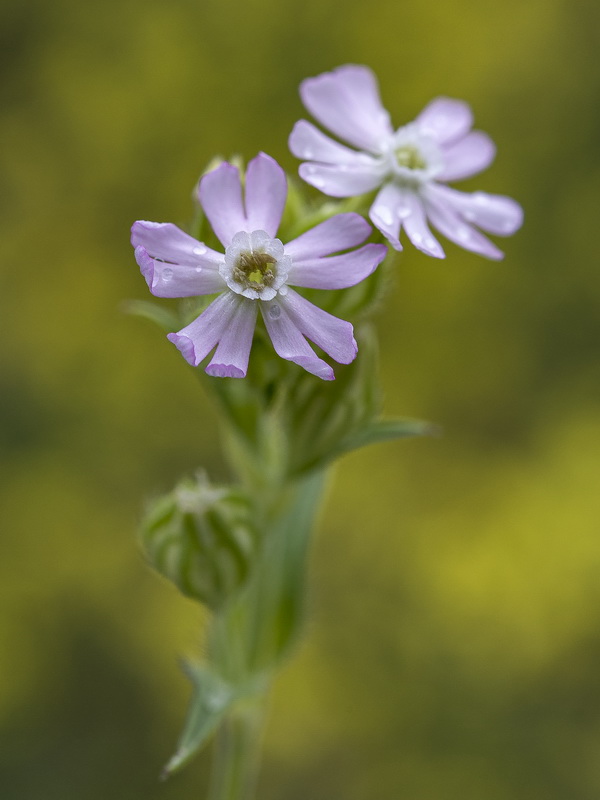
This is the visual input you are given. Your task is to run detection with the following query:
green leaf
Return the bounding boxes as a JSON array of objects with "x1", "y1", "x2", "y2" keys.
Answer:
[
  {"x1": 300, "y1": 417, "x2": 439, "y2": 473},
  {"x1": 162, "y1": 663, "x2": 234, "y2": 778},
  {"x1": 122, "y1": 299, "x2": 180, "y2": 332}
]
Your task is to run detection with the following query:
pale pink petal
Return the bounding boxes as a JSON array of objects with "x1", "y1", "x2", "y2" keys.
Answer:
[
  {"x1": 167, "y1": 292, "x2": 239, "y2": 366},
  {"x1": 288, "y1": 244, "x2": 386, "y2": 289},
  {"x1": 423, "y1": 187, "x2": 504, "y2": 260},
  {"x1": 206, "y1": 300, "x2": 257, "y2": 378},
  {"x1": 438, "y1": 131, "x2": 496, "y2": 181},
  {"x1": 427, "y1": 184, "x2": 524, "y2": 236},
  {"x1": 131, "y1": 221, "x2": 223, "y2": 268},
  {"x1": 260, "y1": 301, "x2": 334, "y2": 380},
  {"x1": 284, "y1": 213, "x2": 371, "y2": 260},
  {"x1": 416, "y1": 97, "x2": 474, "y2": 145},
  {"x1": 369, "y1": 183, "x2": 403, "y2": 250},
  {"x1": 199, "y1": 163, "x2": 246, "y2": 248},
  {"x1": 280, "y1": 289, "x2": 357, "y2": 365},
  {"x1": 300, "y1": 65, "x2": 393, "y2": 152},
  {"x1": 299, "y1": 161, "x2": 385, "y2": 198},
  {"x1": 395, "y1": 191, "x2": 445, "y2": 258},
  {"x1": 244, "y1": 152, "x2": 287, "y2": 237},
  {"x1": 135, "y1": 246, "x2": 225, "y2": 297},
  {"x1": 289, "y1": 120, "x2": 378, "y2": 166}
]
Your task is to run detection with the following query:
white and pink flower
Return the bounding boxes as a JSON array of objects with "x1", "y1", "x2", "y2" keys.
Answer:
[
  {"x1": 131, "y1": 153, "x2": 386, "y2": 380},
  {"x1": 289, "y1": 64, "x2": 523, "y2": 259}
]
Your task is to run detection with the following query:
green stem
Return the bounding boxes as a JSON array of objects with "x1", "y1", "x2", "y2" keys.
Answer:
[{"x1": 207, "y1": 696, "x2": 267, "y2": 800}]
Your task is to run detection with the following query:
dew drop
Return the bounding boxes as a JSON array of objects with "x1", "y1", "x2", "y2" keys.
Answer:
[
  {"x1": 425, "y1": 237, "x2": 436, "y2": 249},
  {"x1": 312, "y1": 177, "x2": 325, "y2": 189},
  {"x1": 464, "y1": 210, "x2": 477, "y2": 222},
  {"x1": 195, "y1": 267, "x2": 202, "y2": 273},
  {"x1": 193, "y1": 244, "x2": 206, "y2": 256},
  {"x1": 268, "y1": 303, "x2": 281, "y2": 320},
  {"x1": 303, "y1": 149, "x2": 313, "y2": 159},
  {"x1": 378, "y1": 208, "x2": 394, "y2": 226},
  {"x1": 162, "y1": 267, "x2": 174, "y2": 282}
]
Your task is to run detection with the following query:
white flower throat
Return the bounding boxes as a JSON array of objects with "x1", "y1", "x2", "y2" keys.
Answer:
[
  {"x1": 221, "y1": 230, "x2": 290, "y2": 302},
  {"x1": 385, "y1": 123, "x2": 443, "y2": 185}
]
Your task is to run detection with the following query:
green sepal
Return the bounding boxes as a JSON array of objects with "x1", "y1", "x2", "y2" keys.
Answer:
[{"x1": 162, "y1": 663, "x2": 234, "y2": 778}]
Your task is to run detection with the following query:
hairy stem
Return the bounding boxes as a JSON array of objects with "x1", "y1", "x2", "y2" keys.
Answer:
[{"x1": 207, "y1": 697, "x2": 267, "y2": 800}]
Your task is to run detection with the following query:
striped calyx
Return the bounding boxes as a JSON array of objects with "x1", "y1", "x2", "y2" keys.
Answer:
[{"x1": 140, "y1": 473, "x2": 259, "y2": 610}]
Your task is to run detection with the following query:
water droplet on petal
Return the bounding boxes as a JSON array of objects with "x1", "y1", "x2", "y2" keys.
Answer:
[
  {"x1": 312, "y1": 177, "x2": 325, "y2": 189},
  {"x1": 425, "y1": 237, "x2": 436, "y2": 249},
  {"x1": 378, "y1": 208, "x2": 394, "y2": 226},
  {"x1": 267, "y1": 303, "x2": 281, "y2": 320},
  {"x1": 162, "y1": 268, "x2": 174, "y2": 282},
  {"x1": 304, "y1": 149, "x2": 313, "y2": 159},
  {"x1": 193, "y1": 245, "x2": 206, "y2": 256},
  {"x1": 464, "y1": 210, "x2": 477, "y2": 222},
  {"x1": 195, "y1": 267, "x2": 202, "y2": 273}
]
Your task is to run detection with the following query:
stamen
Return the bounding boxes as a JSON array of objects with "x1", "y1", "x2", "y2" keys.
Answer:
[
  {"x1": 234, "y1": 251, "x2": 277, "y2": 291},
  {"x1": 395, "y1": 145, "x2": 427, "y2": 170}
]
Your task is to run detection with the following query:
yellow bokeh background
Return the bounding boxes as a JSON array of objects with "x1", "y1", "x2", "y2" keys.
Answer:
[{"x1": 1, "y1": 0, "x2": 599, "y2": 796}]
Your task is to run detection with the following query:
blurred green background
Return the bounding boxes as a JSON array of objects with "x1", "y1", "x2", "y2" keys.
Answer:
[{"x1": 1, "y1": 0, "x2": 599, "y2": 796}]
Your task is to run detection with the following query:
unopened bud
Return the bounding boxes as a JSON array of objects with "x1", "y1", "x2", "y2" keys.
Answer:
[{"x1": 141, "y1": 473, "x2": 258, "y2": 610}]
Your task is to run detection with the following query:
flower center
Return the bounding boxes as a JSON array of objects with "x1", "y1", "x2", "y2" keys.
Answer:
[
  {"x1": 221, "y1": 230, "x2": 291, "y2": 302},
  {"x1": 387, "y1": 123, "x2": 443, "y2": 184},
  {"x1": 233, "y1": 251, "x2": 277, "y2": 291},
  {"x1": 394, "y1": 144, "x2": 427, "y2": 171}
]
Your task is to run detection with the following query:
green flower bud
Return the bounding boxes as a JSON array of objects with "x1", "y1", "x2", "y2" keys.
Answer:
[{"x1": 141, "y1": 473, "x2": 259, "y2": 610}]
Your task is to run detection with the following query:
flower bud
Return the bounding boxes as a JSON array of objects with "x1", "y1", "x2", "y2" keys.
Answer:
[{"x1": 141, "y1": 473, "x2": 258, "y2": 610}]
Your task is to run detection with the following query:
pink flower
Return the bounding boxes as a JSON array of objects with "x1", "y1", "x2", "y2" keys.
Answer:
[
  {"x1": 289, "y1": 65, "x2": 523, "y2": 259},
  {"x1": 131, "y1": 153, "x2": 386, "y2": 380}
]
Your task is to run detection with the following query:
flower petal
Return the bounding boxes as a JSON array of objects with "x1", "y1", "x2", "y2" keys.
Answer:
[
  {"x1": 289, "y1": 120, "x2": 377, "y2": 166},
  {"x1": 416, "y1": 97, "x2": 474, "y2": 145},
  {"x1": 300, "y1": 65, "x2": 393, "y2": 152},
  {"x1": 423, "y1": 186, "x2": 504, "y2": 260},
  {"x1": 279, "y1": 289, "x2": 357, "y2": 364},
  {"x1": 131, "y1": 221, "x2": 223, "y2": 268},
  {"x1": 284, "y1": 213, "x2": 371, "y2": 260},
  {"x1": 299, "y1": 161, "x2": 385, "y2": 198},
  {"x1": 288, "y1": 243, "x2": 386, "y2": 289},
  {"x1": 395, "y1": 191, "x2": 445, "y2": 258},
  {"x1": 244, "y1": 152, "x2": 287, "y2": 237},
  {"x1": 199, "y1": 163, "x2": 246, "y2": 248},
  {"x1": 167, "y1": 292, "x2": 239, "y2": 366},
  {"x1": 261, "y1": 300, "x2": 334, "y2": 380},
  {"x1": 206, "y1": 299, "x2": 257, "y2": 378},
  {"x1": 369, "y1": 183, "x2": 403, "y2": 250},
  {"x1": 427, "y1": 184, "x2": 524, "y2": 236},
  {"x1": 135, "y1": 246, "x2": 225, "y2": 297},
  {"x1": 438, "y1": 131, "x2": 496, "y2": 182}
]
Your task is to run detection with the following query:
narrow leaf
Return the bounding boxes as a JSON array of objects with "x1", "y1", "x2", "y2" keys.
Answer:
[
  {"x1": 122, "y1": 299, "x2": 180, "y2": 332},
  {"x1": 300, "y1": 418, "x2": 439, "y2": 473},
  {"x1": 162, "y1": 663, "x2": 234, "y2": 778}
]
